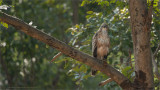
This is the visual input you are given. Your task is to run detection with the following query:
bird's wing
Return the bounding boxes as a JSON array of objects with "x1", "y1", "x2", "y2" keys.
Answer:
[{"x1": 92, "y1": 32, "x2": 98, "y2": 58}]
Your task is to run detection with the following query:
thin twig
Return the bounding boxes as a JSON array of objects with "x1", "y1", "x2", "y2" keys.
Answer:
[
  {"x1": 154, "y1": 42, "x2": 160, "y2": 56},
  {"x1": 129, "y1": 49, "x2": 133, "y2": 69},
  {"x1": 147, "y1": 0, "x2": 154, "y2": 30},
  {"x1": 50, "y1": 36, "x2": 79, "y2": 63},
  {"x1": 117, "y1": 61, "x2": 135, "y2": 66},
  {"x1": 99, "y1": 78, "x2": 113, "y2": 86},
  {"x1": 50, "y1": 52, "x2": 63, "y2": 63},
  {"x1": 148, "y1": 0, "x2": 154, "y2": 18},
  {"x1": 152, "y1": 43, "x2": 160, "y2": 81}
]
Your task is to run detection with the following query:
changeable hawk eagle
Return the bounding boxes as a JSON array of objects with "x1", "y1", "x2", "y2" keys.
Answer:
[{"x1": 92, "y1": 23, "x2": 110, "y2": 75}]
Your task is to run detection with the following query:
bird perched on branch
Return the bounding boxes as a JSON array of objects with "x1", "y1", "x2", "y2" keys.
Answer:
[{"x1": 92, "y1": 23, "x2": 110, "y2": 76}]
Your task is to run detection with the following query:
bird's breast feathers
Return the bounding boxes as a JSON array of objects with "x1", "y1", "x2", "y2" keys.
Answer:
[
  {"x1": 96, "y1": 31, "x2": 110, "y2": 57},
  {"x1": 97, "y1": 31, "x2": 110, "y2": 46}
]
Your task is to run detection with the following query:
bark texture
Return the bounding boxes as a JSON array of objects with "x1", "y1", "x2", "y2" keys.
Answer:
[
  {"x1": 129, "y1": 0, "x2": 154, "y2": 89},
  {"x1": 0, "y1": 12, "x2": 132, "y2": 89}
]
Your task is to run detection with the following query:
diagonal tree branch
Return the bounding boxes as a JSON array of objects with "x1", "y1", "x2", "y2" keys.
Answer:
[
  {"x1": 50, "y1": 52, "x2": 63, "y2": 63},
  {"x1": 99, "y1": 78, "x2": 113, "y2": 86},
  {"x1": 0, "y1": 12, "x2": 133, "y2": 89}
]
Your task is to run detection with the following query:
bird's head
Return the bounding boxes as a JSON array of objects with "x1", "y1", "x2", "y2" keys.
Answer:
[{"x1": 100, "y1": 23, "x2": 108, "y2": 31}]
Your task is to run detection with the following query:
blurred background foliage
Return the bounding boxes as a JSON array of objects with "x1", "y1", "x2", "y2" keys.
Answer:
[{"x1": 0, "y1": 0, "x2": 160, "y2": 89}]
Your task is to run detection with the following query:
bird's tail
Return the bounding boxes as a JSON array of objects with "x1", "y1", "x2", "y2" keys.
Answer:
[{"x1": 91, "y1": 69, "x2": 97, "y2": 76}]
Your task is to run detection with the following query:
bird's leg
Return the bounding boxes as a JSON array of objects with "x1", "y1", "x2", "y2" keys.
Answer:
[
  {"x1": 100, "y1": 56, "x2": 104, "y2": 64},
  {"x1": 104, "y1": 54, "x2": 109, "y2": 60},
  {"x1": 102, "y1": 56, "x2": 108, "y2": 66}
]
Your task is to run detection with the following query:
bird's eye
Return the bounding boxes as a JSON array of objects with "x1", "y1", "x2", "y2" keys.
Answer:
[{"x1": 103, "y1": 26, "x2": 107, "y2": 28}]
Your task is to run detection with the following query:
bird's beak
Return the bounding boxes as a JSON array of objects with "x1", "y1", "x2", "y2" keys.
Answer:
[{"x1": 102, "y1": 27, "x2": 108, "y2": 31}]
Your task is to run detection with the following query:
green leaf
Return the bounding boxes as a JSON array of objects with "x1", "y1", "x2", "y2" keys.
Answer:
[
  {"x1": 121, "y1": 66, "x2": 134, "y2": 80},
  {"x1": 81, "y1": 0, "x2": 90, "y2": 6},
  {"x1": 110, "y1": 0, "x2": 116, "y2": 4},
  {"x1": 121, "y1": 66, "x2": 132, "y2": 76},
  {"x1": 83, "y1": 74, "x2": 90, "y2": 80},
  {"x1": 1, "y1": 22, "x2": 8, "y2": 28},
  {"x1": 75, "y1": 24, "x2": 80, "y2": 28},
  {"x1": 105, "y1": 1, "x2": 109, "y2": 6},
  {"x1": 87, "y1": 11, "x2": 93, "y2": 14},
  {"x1": 55, "y1": 57, "x2": 70, "y2": 63},
  {"x1": 0, "y1": 0, "x2": 2, "y2": 5},
  {"x1": 71, "y1": 31, "x2": 74, "y2": 35},
  {"x1": 79, "y1": 65, "x2": 87, "y2": 73},
  {"x1": 81, "y1": 1, "x2": 85, "y2": 6},
  {"x1": 153, "y1": 0, "x2": 159, "y2": 7}
]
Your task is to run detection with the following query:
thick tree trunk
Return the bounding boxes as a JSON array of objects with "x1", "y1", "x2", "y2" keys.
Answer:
[{"x1": 129, "y1": 0, "x2": 154, "y2": 89}]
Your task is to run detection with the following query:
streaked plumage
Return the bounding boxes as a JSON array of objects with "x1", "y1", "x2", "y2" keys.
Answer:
[{"x1": 92, "y1": 23, "x2": 110, "y2": 75}]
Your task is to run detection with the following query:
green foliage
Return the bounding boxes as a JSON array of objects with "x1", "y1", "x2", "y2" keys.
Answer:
[
  {"x1": 0, "y1": 0, "x2": 75, "y2": 89},
  {"x1": 121, "y1": 66, "x2": 134, "y2": 81},
  {"x1": 147, "y1": 0, "x2": 159, "y2": 7},
  {"x1": 0, "y1": 0, "x2": 160, "y2": 89},
  {"x1": 0, "y1": 0, "x2": 9, "y2": 29}
]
